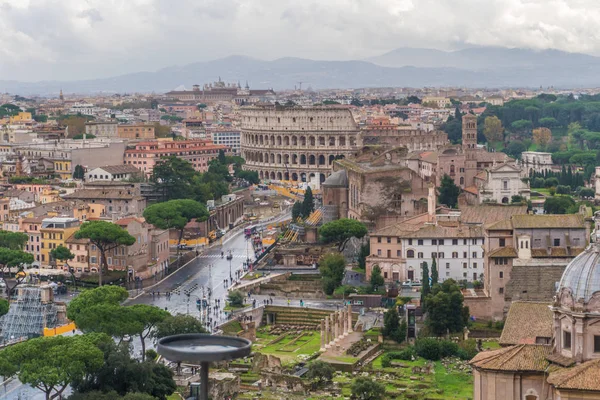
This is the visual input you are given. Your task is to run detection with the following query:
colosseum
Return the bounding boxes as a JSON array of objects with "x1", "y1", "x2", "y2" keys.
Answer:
[{"x1": 240, "y1": 105, "x2": 361, "y2": 185}]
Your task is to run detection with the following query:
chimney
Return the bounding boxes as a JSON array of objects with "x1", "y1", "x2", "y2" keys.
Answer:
[{"x1": 428, "y1": 183, "x2": 436, "y2": 222}]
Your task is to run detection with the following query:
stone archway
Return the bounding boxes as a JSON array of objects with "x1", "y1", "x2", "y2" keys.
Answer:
[
  {"x1": 292, "y1": 172, "x2": 298, "y2": 181},
  {"x1": 502, "y1": 197, "x2": 509, "y2": 204}
]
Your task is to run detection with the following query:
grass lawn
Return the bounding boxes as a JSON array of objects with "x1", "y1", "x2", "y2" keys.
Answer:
[
  {"x1": 366, "y1": 353, "x2": 473, "y2": 399},
  {"x1": 482, "y1": 341, "x2": 501, "y2": 350},
  {"x1": 253, "y1": 330, "x2": 322, "y2": 364}
]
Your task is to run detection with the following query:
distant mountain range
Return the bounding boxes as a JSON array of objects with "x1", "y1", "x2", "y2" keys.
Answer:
[{"x1": 3, "y1": 47, "x2": 600, "y2": 95}]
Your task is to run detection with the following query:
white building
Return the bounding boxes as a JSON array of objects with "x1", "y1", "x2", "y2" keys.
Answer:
[
  {"x1": 86, "y1": 165, "x2": 142, "y2": 182},
  {"x1": 478, "y1": 163, "x2": 530, "y2": 204},
  {"x1": 69, "y1": 103, "x2": 102, "y2": 116},
  {"x1": 212, "y1": 130, "x2": 241, "y2": 154},
  {"x1": 366, "y1": 219, "x2": 485, "y2": 284}
]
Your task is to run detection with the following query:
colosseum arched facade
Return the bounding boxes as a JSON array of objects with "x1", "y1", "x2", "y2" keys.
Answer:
[{"x1": 240, "y1": 106, "x2": 361, "y2": 184}]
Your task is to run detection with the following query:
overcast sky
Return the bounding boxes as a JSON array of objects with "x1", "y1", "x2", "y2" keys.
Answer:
[{"x1": 1, "y1": 0, "x2": 600, "y2": 81}]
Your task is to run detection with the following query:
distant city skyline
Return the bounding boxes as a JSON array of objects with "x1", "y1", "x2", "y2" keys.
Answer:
[{"x1": 2, "y1": 0, "x2": 600, "y2": 81}]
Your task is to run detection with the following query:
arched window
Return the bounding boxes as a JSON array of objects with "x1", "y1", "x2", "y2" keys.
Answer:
[{"x1": 407, "y1": 250, "x2": 414, "y2": 258}]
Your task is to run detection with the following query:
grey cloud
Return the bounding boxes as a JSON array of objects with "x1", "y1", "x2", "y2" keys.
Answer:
[{"x1": 1, "y1": 0, "x2": 600, "y2": 81}]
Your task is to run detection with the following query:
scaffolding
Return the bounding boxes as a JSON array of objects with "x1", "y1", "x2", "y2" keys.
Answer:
[{"x1": 1, "y1": 286, "x2": 59, "y2": 341}]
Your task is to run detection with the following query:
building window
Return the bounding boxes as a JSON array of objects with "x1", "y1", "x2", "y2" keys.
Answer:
[
  {"x1": 397, "y1": 250, "x2": 401, "y2": 257},
  {"x1": 594, "y1": 336, "x2": 600, "y2": 353},
  {"x1": 377, "y1": 237, "x2": 382, "y2": 243},
  {"x1": 446, "y1": 263, "x2": 450, "y2": 269},
  {"x1": 463, "y1": 262, "x2": 467, "y2": 269},
  {"x1": 408, "y1": 239, "x2": 412, "y2": 245},
  {"x1": 398, "y1": 237, "x2": 402, "y2": 244},
  {"x1": 499, "y1": 271, "x2": 504, "y2": 278},
  {"x1": 473, "y1": 262, "x2": 477, "y2": 268},
  {"x1": 90, "y1": 256, "x2": 97, "y2": 264},
  {"x1": 446, "y1": 271, "x2": 450, "y2": 277},
  {"x1": 377, "y1": 249, "x2": 382, "y2": 256},
  {"x1": 439, "y1": 239, "x2": 444, "y2": 245},
  {"x1": 407, "y1": 250, "x2": 414, "y2": 258},
  {"x1": 452, "y1": 252, "x2": 458, "y2": 258},
  {"x1": 452, "y1": 239, "x2": 458, "y2": 245},
  {"x1": 418, "y1": 252, "x2": 423, "y2": 258},
  {"x1": 554, "y1": 238, "x2": 560, "y2": 246},
  {"x1": 499, "y1": 287, "x2": 504, "y2": 294},
  {"x1": 463, "y1": 251, "x2": 467, "y2": 258},
  {"x1": 432, "y1": 252, "x2": 437, "y2": 258},
  {"x1": 564, "y1": 331, "x2": 572, "y2": 350},
  {"x1": 432, "y1": 239, "x2": 437, "y2": 245},
  {"x1": 499, "y1": 238, "x2": 505, "y2": 247},
  {"x1": 438, "y1": 252, "x2": 444, "y2": 258},
  {"x1": 386, "y1": 237, "x2": 391, "y2": 244},
  {"x1": 472, "y1": 239, "x2": 477, "y2": 245},
  {"x1": 418, "y1": 239, "x2": 423, "y2": 245},
  {"x1": 472, "y1": 251, "x2": 477, "y2": 258}
]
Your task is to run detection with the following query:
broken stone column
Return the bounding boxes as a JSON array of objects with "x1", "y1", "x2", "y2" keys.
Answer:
[
  {"x1": 334, "y1": 312, "x2": 340, "y2": 342},
  {"x1": 338, "y1": 310, "x2": 343, "y2": 340},
  {"x1": 320, "y1": 319, "x2": 325, "y2": 351},
  {"x1": 347, "y1": 304, "x2": 353, "y2": 333},
  {"x1": 325, "y1": 317, "x2": 331, "y2": 348}
]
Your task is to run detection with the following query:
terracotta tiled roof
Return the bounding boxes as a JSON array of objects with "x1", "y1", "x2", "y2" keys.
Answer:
[
  {"x1": 547, "y1": 353, "x2": 575, "y2": 368},
  {"x1": 459, "y1": 204, "x2": 527, "y2": 225},
  {"x1": 499, "y1": 302, "x2": 553, "y2": 346},
  {"x1": 511, "y1": 214, "x2": 584, "y2": 229},
  {"x1": 487, "y1": 247, "x2": 518, "y2": 258},
  {"x1": 470, "y1": 344, "x2": 552, "y2": 372},
  {"x1": 486, "y1": 219, "x2": 514, "y2": 230},
  {"x1": 463, "y1": 186, "x2": 479, "y2": 195},
  {"x1": 548, "y1": 359, "x2": 600, "y2": 391},
  {"x1": 530, "y1": 247, "x2": 585, "y2": 258},
  {"x1": 95, "y1": 165, "x2": 142, "y2": 175}
]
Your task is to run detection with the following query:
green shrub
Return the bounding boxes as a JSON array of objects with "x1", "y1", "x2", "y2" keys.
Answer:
[
  {"x1": 458, "y1": 339, "x2": 479, "y2": 360},
  {"x1": 381, "y1": 347, "x2": 416, "y2": 367},
  {"x1": 415, "y1": 338, "x2": 441, "y2": 361},
  {"x1": 494, "y1": 320, "x2": 505, "y2": 330},
  {"x1": 439, "y1": 340, "x2": 460, "y2": 358},
  {"x1": 145, "y1": 349, "x2": 158, "y2": 361}
]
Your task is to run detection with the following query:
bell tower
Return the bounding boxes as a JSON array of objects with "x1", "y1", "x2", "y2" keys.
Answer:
[
  {"x1": 463, "y1": 113, "x2": 478, "y2": 187},
  {"x1": 462, "y1": 114, "x2": 478, "y2": 149}
]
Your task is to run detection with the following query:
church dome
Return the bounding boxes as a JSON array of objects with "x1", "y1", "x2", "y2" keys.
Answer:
[{"x1": 558, "y1": 243, "x2": 600, "y2": 305}]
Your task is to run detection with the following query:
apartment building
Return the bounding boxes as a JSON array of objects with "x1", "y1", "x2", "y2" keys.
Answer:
[
  {"x1": 123, "y1": 139, "x2": 226, "y2": 176},
  {"x1": 117, "y1": 124, "x2": 155, "y2": 140},
  {"x1": 211, "y1": 129, "x2": 241, "y2": 154},
  {"x1": 20, "y1": 216, "x2": 43, "y2": 264},
  {"x1": 367, "y1": 219, "x2": 484, "y2": 284},
  {"x1": 40, "y1": 217, "x2": 80, "y2": 266},
  {"x1": 85, "y1": 122, "x2": 118, "y2": 138}
]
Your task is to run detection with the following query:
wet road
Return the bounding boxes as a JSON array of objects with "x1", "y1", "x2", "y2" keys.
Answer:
[{"x1": 127, "y1": 211, "x2": 291, "y2": 330}]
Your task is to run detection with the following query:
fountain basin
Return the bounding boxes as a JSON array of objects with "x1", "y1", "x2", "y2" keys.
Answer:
[{"x1": 157, "y1": 334, "x2": 252, "y2": 363}]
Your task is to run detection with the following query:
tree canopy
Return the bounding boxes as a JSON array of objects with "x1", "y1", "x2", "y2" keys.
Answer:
[
  {"x1": 319, "y1": 219, "x2": 367, "y2": 251},
  {"x1": 143, "y1": 199, "x2": 208, "y2": 246},
  {"x1": 0, "y1": 335, "x2": 105, "y2": 400},
  {"x1": 153, "y1": 314, "x2": 207, "y2": 338},
  {"x1": 438, "y1": 175, "x2": 460, "y2": 208},
  {"x1": 50, "y1": 245, "x2": 75, "y2": 266},
  {"x1": 74, "y1": 221, "x2": 136, "y2": 285},
  {"x1": 319, "y1": 253, "x2": 346, "y2": 295},
  {"x1": 351, "y1": 377, "x2": 386, "y2": 400},
  {"x1": 424, "y1": 279, "x2": 470, "y2": 335}
]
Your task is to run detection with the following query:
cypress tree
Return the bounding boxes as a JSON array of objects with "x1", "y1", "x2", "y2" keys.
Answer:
[
  {"x1": 421, "y1": 262, "x2": 430, "y2": 307},
  {"x1": 431, "y1": 257, "x2": 438, "y2": 287},
  {"x1": 302, "y1": 186, "x2": 315, "y2": 217}
]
